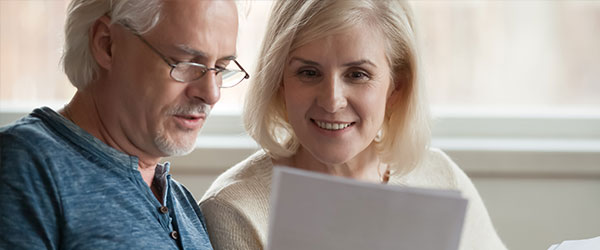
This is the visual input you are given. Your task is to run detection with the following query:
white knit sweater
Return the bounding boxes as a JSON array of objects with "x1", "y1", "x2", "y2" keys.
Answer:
[{"x1": 200, "y1": 148, "x2": 507, "y2": 250}]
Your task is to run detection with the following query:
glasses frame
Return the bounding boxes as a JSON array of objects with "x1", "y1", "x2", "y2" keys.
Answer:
[{"x1": 119, "y1": 22, "x2": 249, "y2": 88}]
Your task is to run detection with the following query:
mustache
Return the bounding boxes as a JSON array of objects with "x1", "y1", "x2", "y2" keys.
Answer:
[{"x1": 167, "y1": 102, "x2": 212, "y2": 117}]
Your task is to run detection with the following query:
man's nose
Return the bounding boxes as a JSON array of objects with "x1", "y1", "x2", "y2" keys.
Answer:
[
  {"x1": 186, "y1": 70, "x2": 220, "y2": 106},
  {"x1": 316, "y1": 75, "x2": 347, "y2": 113}
]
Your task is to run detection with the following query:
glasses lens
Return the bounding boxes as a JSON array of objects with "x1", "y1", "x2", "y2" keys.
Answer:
[
  {"x1": 171, "y1": 63, "x2": 206, "y2": 82},
  {"x1": 170, "y1": 62, "x2": 247, "y2": 87},
  {"x1": 221, "y1": 70, "x2": 247, "y2": 88}
]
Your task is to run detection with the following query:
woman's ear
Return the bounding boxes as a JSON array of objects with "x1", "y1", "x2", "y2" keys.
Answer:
[
  {"x1": 90, "y1": 15, "x2": 114, "y2": 70},
  {"x1": 278, "y1": 82, "x2": 289, "y2": 120},
  {"x1": 387, "y1": 79, "x2": 402, "y2": 108},
  {"x1": 279, "y1": 80, "x2": 286, "y2": 104}
]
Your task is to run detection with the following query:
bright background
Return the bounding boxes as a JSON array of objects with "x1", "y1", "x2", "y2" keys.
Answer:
[
  {"x1": 2, "y1": 0, "x2": 599, "y2": 113},
  {"x1": 1, "y1": 1, "x2": 599, "y2": 249}
]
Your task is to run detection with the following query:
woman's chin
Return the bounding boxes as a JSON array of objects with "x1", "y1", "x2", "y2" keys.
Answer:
[{"x1": 311, "y1": 151, "x2": 354, "y2": 166}]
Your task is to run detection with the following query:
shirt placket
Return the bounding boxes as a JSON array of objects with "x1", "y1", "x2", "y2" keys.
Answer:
[
  {"x1": 165, "y1": 174, "x2": 184, "y2": 249},
  {"x1": 134, "y1": 164, "x2": 180, "y2": 248}
]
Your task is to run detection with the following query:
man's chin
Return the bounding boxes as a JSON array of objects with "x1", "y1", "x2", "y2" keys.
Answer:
[
  {"x1": 154, "y1": 134, "x2": 198, "y2": 157},
  {"x1": 162, "y1": 145, "x2": 195, "y2": 157}
]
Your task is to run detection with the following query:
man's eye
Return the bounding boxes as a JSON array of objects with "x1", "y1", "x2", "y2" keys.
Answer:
[{"x1": 216, "y1": 61, "x2": 231, "y2": 70}]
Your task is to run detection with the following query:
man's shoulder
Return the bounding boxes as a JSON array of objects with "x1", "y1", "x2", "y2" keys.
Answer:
[
  {"x1": 0, "y1": 110, "x2": 85, "y2": 172},
  {"x1": 0, "y1": 113, "x2": 61, "y2": 152}
]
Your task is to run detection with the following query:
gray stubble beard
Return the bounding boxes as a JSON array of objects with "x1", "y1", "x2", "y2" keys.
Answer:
[{"x1": 153, "y1": 102, "x2": 212, "y2": 156}]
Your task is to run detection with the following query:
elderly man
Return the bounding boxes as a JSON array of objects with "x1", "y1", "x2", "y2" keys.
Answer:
[{"x1": 0, "y1": 0, "x2": 248, "y2": 249}]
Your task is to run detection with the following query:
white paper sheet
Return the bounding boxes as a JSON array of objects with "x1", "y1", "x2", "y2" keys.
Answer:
[
  {"x1": 548, "y1": 236, "x2": 600, "y2": 250},
  {"x1": 548, "y1": 244, "x2": 560, "y2": 250},
  {"x1": 267, "y1": 167, "x2": 468, "y2": 250}
]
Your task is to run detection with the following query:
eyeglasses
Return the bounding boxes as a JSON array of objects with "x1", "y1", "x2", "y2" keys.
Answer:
[{"x1": 120, "y1": 23, "x2": 249, "y2": 88}]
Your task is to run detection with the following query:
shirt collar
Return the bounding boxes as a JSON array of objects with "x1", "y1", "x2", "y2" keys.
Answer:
[{"x1": 33, "y1": 106, "x2": 139, "y2": 170}]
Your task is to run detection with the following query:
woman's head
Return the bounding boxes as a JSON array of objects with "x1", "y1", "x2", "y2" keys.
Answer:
[{"x1": 244, "y1": 0, "x2": 430, "y2": 173}]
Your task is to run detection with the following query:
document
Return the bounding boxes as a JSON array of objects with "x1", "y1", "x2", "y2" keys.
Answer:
[
  {"x1": 548, "y1": 236, "x2": 600, "y2": 250},
  {"x1": 267, "y1": 167, "x2": 468, "y2": 250}
]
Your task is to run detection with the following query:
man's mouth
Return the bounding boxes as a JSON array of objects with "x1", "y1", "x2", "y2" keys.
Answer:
[
  {"x1": 175, "y1": 114, "x2": 202, "y2": 120},
  {"x1": 173, "y1": 113, "x2": 206, "y2": 130}
]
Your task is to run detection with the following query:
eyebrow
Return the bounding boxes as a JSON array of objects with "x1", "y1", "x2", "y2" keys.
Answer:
[
  {"x1": 288, "y1": 57, "x2": 320, "y2": 66},
  {"x1": 175, "y1": 44, "x2": 237, "y2": 61},
  {"x1": 342, "y1": 59, "x2": 377, "y2": 68},
  {"x1": 289, "y1": 57, "x2": 377, "y2": 68}
]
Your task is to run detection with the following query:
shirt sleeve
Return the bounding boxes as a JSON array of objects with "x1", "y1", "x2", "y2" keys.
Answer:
[
  {"x1": 200, "y1": 197, "x2": 263, "y2": 250},
  {"x1": 0, "y1": 132, "x2": 62, "y2": 250}
]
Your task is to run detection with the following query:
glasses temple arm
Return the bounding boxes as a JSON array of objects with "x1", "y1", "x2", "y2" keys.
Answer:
[{"x1": 234, "y1": 60, "x2": 250, "y2": 79}]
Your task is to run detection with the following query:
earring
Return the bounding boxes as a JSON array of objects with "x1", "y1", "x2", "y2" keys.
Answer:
[{"x1": 374, "y1": 129, "x2": 383, "y2": 142}]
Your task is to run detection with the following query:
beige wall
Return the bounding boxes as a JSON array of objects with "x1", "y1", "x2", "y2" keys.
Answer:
[{"x1": 474, "y1": 177, "x2": 600, "y2": 250}]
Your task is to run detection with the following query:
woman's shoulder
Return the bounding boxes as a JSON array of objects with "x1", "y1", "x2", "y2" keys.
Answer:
[
  {"x1": 200, "y1": 150, "x2": 273, "y2": 206},
  {"x1": 392, "y1": 147, "x2": 467, "y2": 190},
  {"x1": 417, "y1": 149, "x2": 507, "y2": 250}
]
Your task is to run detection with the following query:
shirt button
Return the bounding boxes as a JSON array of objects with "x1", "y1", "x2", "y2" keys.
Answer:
[
  {"x1": 170, "y1": 231, "x2": 179, "y2": 240},
  {"x1": 159, "y1": 206, "x2": 169, "y2": 214}
]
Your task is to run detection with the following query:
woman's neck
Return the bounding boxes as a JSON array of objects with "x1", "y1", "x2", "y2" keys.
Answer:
[{"x1": 280, "y1": 143, "x2": 387, "y2": 183}]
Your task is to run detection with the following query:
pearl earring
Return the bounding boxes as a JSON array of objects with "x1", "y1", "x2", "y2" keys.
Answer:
[{"x1": 374, "y1": 129, "x2": 383, "y2": 142}]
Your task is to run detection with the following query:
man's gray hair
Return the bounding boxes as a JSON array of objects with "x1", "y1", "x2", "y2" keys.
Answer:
[{"x1": 62, "y1": 0, "x2": 162, "y2": 90}]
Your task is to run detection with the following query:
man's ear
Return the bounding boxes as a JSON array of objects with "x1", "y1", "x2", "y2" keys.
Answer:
[{"x1": 90, "y1": 15, "x2": 113, "y2": 70}]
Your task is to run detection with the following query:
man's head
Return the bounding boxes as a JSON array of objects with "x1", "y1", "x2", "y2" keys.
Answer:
[{"x1": 63, "y1": 0, "x2": 241, "y2": 157}]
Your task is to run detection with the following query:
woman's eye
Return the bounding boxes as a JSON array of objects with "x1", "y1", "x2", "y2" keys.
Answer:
[
  {"x1": 347, "y1": 70, "x2": 371, "y2": 83},
  {"x1": 299, "y1": 69, "x2": 318, "y2": 77},
  {"x1": 351, "y1": 72, "x2": 366, "y2": 78},
  {"x1": 296, "y1": 68, "x2": 322, "y2": 82}
]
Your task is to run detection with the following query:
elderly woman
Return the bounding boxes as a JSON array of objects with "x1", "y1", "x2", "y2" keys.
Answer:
[{"x1": 200, "y1": 0, "x2": 506, "y2": 249}]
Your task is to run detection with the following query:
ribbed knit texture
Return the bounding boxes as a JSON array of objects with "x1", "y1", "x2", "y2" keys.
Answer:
[{"x1": 200, "y1": 148, "x2": 507, "y2": 250}]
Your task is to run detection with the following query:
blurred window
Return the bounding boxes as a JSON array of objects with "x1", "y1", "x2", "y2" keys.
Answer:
[{"x1": 1, "y1": 1, "x2": 598, "y2": 115}]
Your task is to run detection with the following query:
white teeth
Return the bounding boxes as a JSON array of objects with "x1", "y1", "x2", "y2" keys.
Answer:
[{"x1": 315, "y1": 121, "x2": 351, "y2": 130}]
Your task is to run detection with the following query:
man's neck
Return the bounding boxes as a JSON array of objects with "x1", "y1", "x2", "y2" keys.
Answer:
[{"x1": 60, "y1": 89, "x2": 160, "y2": 187}]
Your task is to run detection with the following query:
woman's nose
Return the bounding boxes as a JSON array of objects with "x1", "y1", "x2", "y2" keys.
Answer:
[{"x1": 316, "y1": 75, "x2": 347, "y2": 113}]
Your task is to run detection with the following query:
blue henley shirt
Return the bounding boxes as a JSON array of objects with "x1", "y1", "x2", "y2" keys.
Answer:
[{"x1": 0, "y1": 107, "x2": 213, "y2": 250}]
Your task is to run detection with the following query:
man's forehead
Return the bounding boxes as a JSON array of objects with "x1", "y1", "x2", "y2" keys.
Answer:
[
  {"x1": 175, "y1": 44, "x2": 237, "y2": 61},
  {"x1": 150, "y1": 0, "x2": 238, "y2": 59},
  {"x1": 159, "y1": 0, "x2": 238, "y2": 22},
  {"x1": 154, "y1": 0, "x2": 238, "y2": 33}
]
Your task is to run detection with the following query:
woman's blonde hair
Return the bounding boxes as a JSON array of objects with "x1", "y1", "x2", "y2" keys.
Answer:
[
  {"x1": 62, "y1": 0, "x2": 162, "y2": 90},
  {"x1": 243, "y1": 0, "x2": 430, "y2": 174}
]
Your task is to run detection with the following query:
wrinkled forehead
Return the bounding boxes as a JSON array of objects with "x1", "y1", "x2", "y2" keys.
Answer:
[
  {"x1": 159, "y1": 0, "x2": 238, "y2": 26},
  {"x1": 291, "y1": 16, "x2": 385, "y2": 55},
  {"x1": 289, "y1": 21, "x2": 388, "y2": 65},
  {"x1": 148, "y1": 0, "x2": 239, "y2": 58}
]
